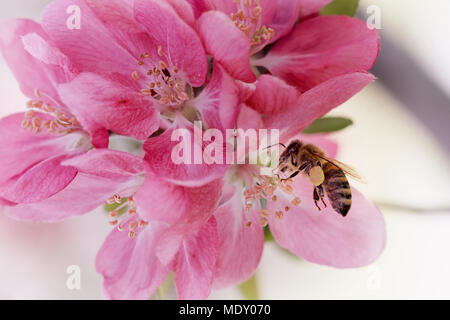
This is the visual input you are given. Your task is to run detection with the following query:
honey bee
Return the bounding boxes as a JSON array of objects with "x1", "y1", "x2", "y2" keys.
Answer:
[{"x1": 276, "y1": 140, "x2": 365, "y2": 217}]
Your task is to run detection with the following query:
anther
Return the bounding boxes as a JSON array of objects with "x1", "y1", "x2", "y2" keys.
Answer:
[
  {"x1": 129, "y1": 221, "x2": 138, "y2": 231},
  {"x1": 132, "y1": 71, "x2": 140, "y2": 81},
  {"x1": 260, "y1": 217, "x2": 268, "y2": 227},
  {"x1": 34, "y1": 88, "x2": 41, "y2": 98},
  {"x1": 291, "y1": 197, "x2": 301, "y2": 206},
  {"x1": 113, "y1": 194, "x2": 122, "y2": 204},
  {"x1": 157, "y1": 45, "x2": 164, "y2": 57}
]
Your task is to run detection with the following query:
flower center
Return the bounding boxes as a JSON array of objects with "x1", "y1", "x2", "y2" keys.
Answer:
[
  {"x1": 106, "y1": 194, "x2": 149, "y2": 239},
  {"x1": 230, "y1": 0, "x2": 275, "y2": 46},
  {"x1": 22, "y1": 88, "x2": 80, "y2": 134},
  {"x1": 244, "y1": 175, "x2": 301, "y2": 227},
  {"x1": 133, "y1": 46, "x2": 189, "y2": 107}
]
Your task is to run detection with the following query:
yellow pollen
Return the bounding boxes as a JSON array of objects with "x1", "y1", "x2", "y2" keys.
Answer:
[
  {"x1": 128, "y1": 231, "x2": 136, "y2": 239},
  {"x1": 246, "y1": 221, "x2": 252, "y2": 227},
  {"x1": 275, "y1": 211, "x2": 283, "y2": 219}
]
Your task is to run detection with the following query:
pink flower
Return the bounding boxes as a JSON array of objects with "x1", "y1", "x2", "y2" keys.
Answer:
[
  {"x1": 41, "y1": 0, "x2": 239, "y2": 186},
  {"x1": 0, "y1": 19, "x2": 103, "y2": 212},
  {"x1": 208, "y1": 72, "x2": 386, "y2": 288},
  {"x1": 195, "y1": 0, "x2": 379, "y2": 92},
  {"x1": 0, "y1": 0, "x2": 386, "y2": 300},
  {"x1": 92, "y1": 72, "x2": 385, "y2": 299},
  {"x1": 56, "y1": 148, "x2": 223, "y2": 299}
]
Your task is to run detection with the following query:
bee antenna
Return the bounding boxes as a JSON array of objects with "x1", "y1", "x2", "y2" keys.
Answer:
[{"x1": 263, "y1": 143, "x2": 286, "y2": 150}]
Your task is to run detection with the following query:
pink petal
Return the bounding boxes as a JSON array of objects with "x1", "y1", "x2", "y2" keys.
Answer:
[
  {"x1": 246, "y1": 74, "x2": 300, "y2": 115},
  {"x1": 134, "y1": 0, "x2": 207, "y2": 87},
  {"x1": 96, "y1": 220, "x2": 170, "y2": 299},
  {"x1": 191, "y1": 63, "x2": 240, "y2": 132},
  {"x1": 299, "y1": 0, "x2": 333, "y2": 17},
  {"x1": 254, "y1": 0, "x2": 300, "y2": 52},
  {"x1": 4, "y1": 172, "x2": 136, "y2": 222},
  {"x1": 134, "y1": 170, "x2": 190, "y2": 224},
  {"x1": 21, "y1": 32, "x2": 77, "y2": 83},
  {"x1": 0, "y1": 19, "x2": 71, "y2": 107},
  {"x1": 258, "y1": 15, "x2": 380, "y2": 92},
  {"x1": 174, "y1": 216, "x2": 217, "y2": 299},
  {"x1": 237, "y1": 104, "x2": 264, "y2": 131},
  {"x1": 143, "y1": 120, "x2": 228, "y2": 187},
  {"x1": 41, "y1": 0, "x2": 137, "y2": 76},
  {"x1": 213, "y1": 185, "x2": 264, "y2": 289},
  {"x1": 156, "y1": 180, "x2": 223, "y2": 265},
  {"x1": 0, "y1": 155, "x2": 77, "y2": 204},
  {"x1": 186, "y1": 0, "x2": 208, "y2": 18},
  {"x1": 197, "y1": 11, "x2": 255, "y2": 83},
  {"x1": 267, "y1": 178, "x2": 386, "y2": 268},
  {"x1": 0, "y1": 113, "x2": 88, "y2": 186},
  {"x1": 164, "y1": 0, "x2": 196, "y2": 27},
  {"x1": 265, "y1": 72, "x2": 375, "y2": 142},
  {"x1": 61, "y1": 149, "x2": 146, "y2": 180},
  {"x1": 4, "y1": 150, "x2": 145, "y2": 222},
  {"x1": 58, "y1": 73, "x2": 159, "y2": 143},
  {"x1": 85, "y1": 0, "x2": 139, "y2": 32}
]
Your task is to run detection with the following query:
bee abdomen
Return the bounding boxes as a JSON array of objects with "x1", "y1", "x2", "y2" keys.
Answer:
[{"x1": 322, "y1": 163, "x2": 352, "y2": 216}]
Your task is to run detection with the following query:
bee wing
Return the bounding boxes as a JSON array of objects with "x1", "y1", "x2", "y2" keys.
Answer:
[{"x1": 308, "y1": 151, "x2": 368, "y2": 184}]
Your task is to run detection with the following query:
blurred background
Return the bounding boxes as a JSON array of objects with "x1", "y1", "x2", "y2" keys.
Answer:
[{"x1": 0, "y1": 0, "x2": 449, "y2": 299}]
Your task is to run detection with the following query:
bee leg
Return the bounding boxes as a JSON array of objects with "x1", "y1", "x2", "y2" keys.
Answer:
[
  {"x1": 317, "y1": 185, "x2": 327, "y2": 208},
  {"x1": 281, "y1": 170, "x2": 299, "y2": 181},
  {"x1": 313, "y1": 187, "x2": 322, "y2": 211}
]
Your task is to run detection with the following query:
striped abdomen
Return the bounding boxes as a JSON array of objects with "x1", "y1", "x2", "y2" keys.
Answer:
[{"x1": 322, "y1": 162, "x2": 352, "y2": 216}]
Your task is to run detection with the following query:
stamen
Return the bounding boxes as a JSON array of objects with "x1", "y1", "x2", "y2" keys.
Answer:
[
  {"x1": 291, "y1": 197, "x2": 301, "y2": 206},
  {"x1": 105, "y1": 195, "x2": 148, "y2": 240},
  {"x1": 230, "y1": 0, "x2": 275, "y2": 46},
  {"x1": 23, "y1": 89, "x2": 81, "y2": 135},
  {"x1": 136, "y1": 48, "x2": 189, "y2": 107},
  {"x1": 275, "y1": 211, "x2": 283, "y2": 219},
  {"x1": 244, "y1": 175, "x2": 302, "y2": 222}
]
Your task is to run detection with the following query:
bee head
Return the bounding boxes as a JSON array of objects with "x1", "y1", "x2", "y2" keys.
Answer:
[{"x1": 277, "y1": 140, "x2": 302, "y2": 177}]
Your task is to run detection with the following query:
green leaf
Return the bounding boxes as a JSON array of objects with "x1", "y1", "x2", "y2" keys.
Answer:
[
  {"x1": 320, "y1": 0, "x2": 360, "y2": 16},
  {"x1": 303, "y1": 116, "x2": 353, "y2": 134},
  {"x1": 238, "y1": 274, "x2": 260, "y2": 300}
]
